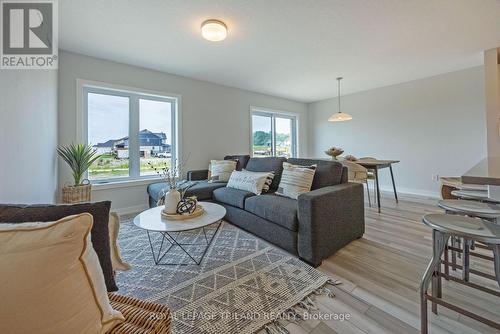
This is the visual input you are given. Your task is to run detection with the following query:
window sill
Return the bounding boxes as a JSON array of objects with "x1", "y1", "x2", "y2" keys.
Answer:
[{"x1": 91, "y1": 177, "x2": 163, "y2": 191}]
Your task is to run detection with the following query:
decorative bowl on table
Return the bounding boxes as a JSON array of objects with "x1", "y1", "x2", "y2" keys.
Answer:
[
  {"x1": 344, "y1": 155, "x2": 357, "y2": 161},
  {"x1": 325, "y1": 147, "x2": 344, "y2": 160},
  {"x1": 161, "y1": 196, "x2": 204, "y2": 220}
]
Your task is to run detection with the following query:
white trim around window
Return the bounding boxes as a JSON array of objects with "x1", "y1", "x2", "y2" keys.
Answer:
[
  {"x1": 76, "y1": 79, "x2": 182, "y2": 185},
  {"x1": 249, "y1": 106, "x2": 299, "y2": 158}
]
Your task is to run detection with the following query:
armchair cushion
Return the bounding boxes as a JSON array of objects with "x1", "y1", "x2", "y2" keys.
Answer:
[
  {"x1": 245, "y1": 194, "x2": 298, "y2": 231},
  {"x1": 0, "y1": 201, "x2": 118, "y2": 292}
]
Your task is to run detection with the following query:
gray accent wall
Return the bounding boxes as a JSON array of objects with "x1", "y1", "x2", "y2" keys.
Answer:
[
  {"x1": 0, "y1": 70, "x2": 58, "y2": 203},
  {"x1": 307, "y1": 67, "x2": 487, "y2": 197}
]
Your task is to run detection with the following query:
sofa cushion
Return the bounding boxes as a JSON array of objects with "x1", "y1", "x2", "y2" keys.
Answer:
[
  {"x1": 148, "y1": 181, "x2": 226, "y2": 203},
  {"x1": 224, "y1": 155, "x2": 250, "y2": 171},
  {"x1": 287, "y1": 158, "x2": 345, "y2": 189},
  {"x1": 0, "y1": 201, "x2": 117, "y2": 292},
  {"x1": 213, "y1": 187, "x2": 255, "y2": 209},
  {"x1": 245, "y1": 157, "x2": 287, "y2": 191},
  {"x1": 244, "y1": 194, "x2": 299, "y2": 232},
  {"x1": 0, "y1": 214, "x2": 124, "y2": 334}
]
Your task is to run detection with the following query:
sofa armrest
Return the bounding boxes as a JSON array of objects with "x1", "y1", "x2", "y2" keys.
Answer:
[
  {"x1": 187, "y1": 169, "x2": 209, "y2": 181},
  {"x1": 297, "y1": 182, "x2": 365, "y2": 267}
]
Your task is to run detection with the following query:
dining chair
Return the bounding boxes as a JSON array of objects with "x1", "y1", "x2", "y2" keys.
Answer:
[
  {"x1": 359, "y1": 157, "x2": 377, "y2": 205},
  {"x1": 341, "y1": 160, "x2": 372, "y2": 207}
]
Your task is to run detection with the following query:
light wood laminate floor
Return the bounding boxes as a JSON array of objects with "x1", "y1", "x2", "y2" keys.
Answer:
[{"x1": 257, "y1": 193, "x2": 500, "y2": 334}]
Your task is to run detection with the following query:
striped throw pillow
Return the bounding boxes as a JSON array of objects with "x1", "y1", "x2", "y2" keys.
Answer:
[
  {"x1": 209, "y1": 160, "x2": 237, "y2": 183},
  {"x1": 276, "y1": 162, "x2": 316, "y2": 199}
]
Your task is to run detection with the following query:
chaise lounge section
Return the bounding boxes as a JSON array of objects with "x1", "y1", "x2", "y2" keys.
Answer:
[{"x1": 147, "y1": 155, "x2": 365, "y2": 267}]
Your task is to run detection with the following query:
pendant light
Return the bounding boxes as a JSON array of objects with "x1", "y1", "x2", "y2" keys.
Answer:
[{"x1": 328, "y1": 77, "x2": 352, "y2": 122}]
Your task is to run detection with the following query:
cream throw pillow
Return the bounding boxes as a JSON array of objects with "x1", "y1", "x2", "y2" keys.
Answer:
[
  {"x1": 0, "y1": 214, "x2": 124, "y2": 334},
  {"x1": 276, "y1": 162, "x2": 316, "y2": 199},
  {"x1": 109, "y1": 212, "x2": 131, "y2": 271},
  {"x1": 227, "y1": 170, "x2": 271, "y2": 195},
  {"x1": 209, "y1": 160, "x2": 237, "y2": 183}
]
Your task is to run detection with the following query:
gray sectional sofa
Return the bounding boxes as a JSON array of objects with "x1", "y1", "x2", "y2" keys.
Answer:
[{"x1": 147, "y1": 155, "x2": 365, "y2": 267}]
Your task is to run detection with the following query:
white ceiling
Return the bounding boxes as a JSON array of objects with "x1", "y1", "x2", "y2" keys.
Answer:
[{"x1": 59, "y1": 0, "x2": 500, "y2": 103}]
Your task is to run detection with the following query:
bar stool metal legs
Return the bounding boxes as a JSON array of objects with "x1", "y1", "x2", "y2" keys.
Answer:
[
  {"x1": 495, "y1": 245, "x2": 500, "y2": 287},
  {"x1": 421, "y1": 214, "x2": 500, "y2": 333},
  {"x1": 421, "y1": 230, "x2": 449, "y2": 334}
]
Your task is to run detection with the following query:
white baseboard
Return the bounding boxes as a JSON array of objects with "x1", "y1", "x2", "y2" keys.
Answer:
[
  {"x1": 113, "y1": 204, "x2": 149, "y2": 216},
  {"x1": 374, "y1": 184, "x2": 440, "y2": 199}
]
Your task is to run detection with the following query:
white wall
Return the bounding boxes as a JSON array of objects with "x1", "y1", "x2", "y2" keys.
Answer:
[
  {"x1": 484, "y1": 48, "x2": 500, "y2": 157},
  {"x1": 308, "y1": 67, "x2": 487, "y2": 197},
  {"x1": 0, "y1": 70, "x2": 58, "y2": 203},
  {"x1": 58, "y1": 51, "x2": 308, "y2": 213}
]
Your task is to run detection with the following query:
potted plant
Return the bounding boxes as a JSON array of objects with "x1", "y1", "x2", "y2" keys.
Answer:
[{"x1": 58, "y1": 144, "x2": 102, "y2": 203}]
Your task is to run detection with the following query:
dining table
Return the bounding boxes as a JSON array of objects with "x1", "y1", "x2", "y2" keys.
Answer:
[{"x1": 353, "y1": 158, "x2": 400, "y2": 213}]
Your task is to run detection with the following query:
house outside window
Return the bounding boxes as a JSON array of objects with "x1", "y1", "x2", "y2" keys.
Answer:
[
  {"x1": 82, "y1": 84, "x2": 179, "y2": 183},
  {"x1": 250, "y1": 107, "x2": 297, "y2": 158}
]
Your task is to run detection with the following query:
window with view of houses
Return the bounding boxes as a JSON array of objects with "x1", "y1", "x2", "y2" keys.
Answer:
[
  {"x1": 84, "y1": 85, "x2": 178, "y2": 182},
  {"x1": 251, "y1": 108, "x2": 297, "y2": 158}
]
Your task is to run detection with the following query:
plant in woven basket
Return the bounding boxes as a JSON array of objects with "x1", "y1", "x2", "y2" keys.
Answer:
[
  {"x1": 58, "y1": 144, "x2": 102, "y2": 186},
  {"x1": 58, "y1": 144, "x2": 102, "y2": 203},
  {"x1": 324, "y1": 147, "x2": 344, "y2": 160}
]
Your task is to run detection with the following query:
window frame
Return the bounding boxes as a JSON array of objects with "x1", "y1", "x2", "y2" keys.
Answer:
[
  {"x1": 77, "y1": 80, "x2": 181, "y2": 184},
  {"x1": 249, "y1": 106, "x2": 298, "y2": 158}
]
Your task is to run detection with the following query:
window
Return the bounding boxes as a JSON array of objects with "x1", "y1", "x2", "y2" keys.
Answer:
[
  {"x1": 251, "y1": 108, "x2": 297, "y2": 158},
  {"x1": 84, "y1": 85, "x2": 178, "y2": 182}
]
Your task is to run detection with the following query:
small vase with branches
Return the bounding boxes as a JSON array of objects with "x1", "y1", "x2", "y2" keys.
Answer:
[{"x1": 148, "y1": 159, "x2": 187, "y2": 214}]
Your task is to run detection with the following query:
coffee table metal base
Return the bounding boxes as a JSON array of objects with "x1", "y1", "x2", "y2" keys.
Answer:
[{"x1": 146, "y1": 220, "x2": 222, "y2": 266}]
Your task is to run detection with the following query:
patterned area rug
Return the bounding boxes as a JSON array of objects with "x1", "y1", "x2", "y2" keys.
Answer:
[{"x1": 116, "y1": 219, "x2": 337, "y2": 334}]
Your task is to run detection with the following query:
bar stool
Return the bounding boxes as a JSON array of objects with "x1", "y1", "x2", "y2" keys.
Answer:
[
  {"x1": 438, "y1": 199, "x2": 500, "y2": 222},
  {"x1": 450, "y1": 189, "x2": 500, "y2": 203},
  {"x1": 438, "y1": 199, "x2": 500, "y2": 274},
  {"x1": 440, "y1": 176, "x2": 487, "y2": 200},
  {"x1": 420, "y1": 214, "x2": 500, "y2": 334}
]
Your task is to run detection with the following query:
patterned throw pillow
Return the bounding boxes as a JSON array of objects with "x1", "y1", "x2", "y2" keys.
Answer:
[
  {"x1": 227, "y1": 170, "x2": 271, "y2": 195},
  {"x1": 209, "y1": 160, "x2": 237, "y2": 183},
  {"x1": 261, "y1": 171, "x2": 275, "y2": 193},
  {"x1": 276, "y1": 162, "x2": 316, "y2": 199}
]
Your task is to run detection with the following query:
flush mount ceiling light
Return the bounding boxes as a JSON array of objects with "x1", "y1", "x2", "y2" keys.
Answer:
[
  {"x1": 328, "y1": 77, "x2": 353, "y2": 122},
  {"x1": 201, "y1": 19, "x2": 227, "y2": 42}
]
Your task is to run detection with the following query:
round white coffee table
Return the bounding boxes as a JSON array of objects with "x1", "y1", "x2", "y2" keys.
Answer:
[{"x1": 133, "y1": 202, "x2": 226, "y2": 265}]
